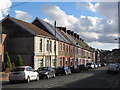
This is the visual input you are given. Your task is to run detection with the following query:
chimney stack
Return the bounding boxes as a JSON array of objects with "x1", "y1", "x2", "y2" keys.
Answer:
[
  {"x1": 71, "y1": 31, "x2": 74, "y2": 36},
  {"x1": 62, "y1": 27, "x2": 66, "y2": 33},
  {"x1": 74, "y1": 33, "x2": 77, "y2": 38},
  {"x1": 67, "y1": 30, "x2": 71, "y2": 35},
  {"x1": 80, "y1": 38, "x2": 84, "y2": 42},
  {"x1": 80, "y1": 38, "x2": 82, "y2": 41},
  {"x1": 77, "y1": 34, "x2": 79, "y2": 40},
  {"x1": 57, "y1": 27, "x2": 66, "y2": 33},
  {"x1": 81, "y1": 39, "x2": 84, "y2": 42}
]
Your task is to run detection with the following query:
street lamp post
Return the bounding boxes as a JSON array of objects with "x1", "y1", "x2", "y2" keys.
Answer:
[{"x1": 54, "y1": 21, "x2": 57, "y2": 68}]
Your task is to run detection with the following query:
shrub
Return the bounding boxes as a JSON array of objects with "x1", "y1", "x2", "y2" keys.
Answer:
[
  {"x1": 16, "y1": 55, "x2": 24, "y2": 66},
  {"x1": 4, "y1": 52, "x2": 12, "y2": 69}
]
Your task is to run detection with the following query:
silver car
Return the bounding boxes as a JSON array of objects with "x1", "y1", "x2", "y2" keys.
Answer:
[{"x1": 107, "y1": 63, "x2": 120, "y2": 73}]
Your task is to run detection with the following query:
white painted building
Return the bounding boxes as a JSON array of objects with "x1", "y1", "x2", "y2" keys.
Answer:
[{"x1": 34, "y1": 36, "x2": 58, "y2": 70}]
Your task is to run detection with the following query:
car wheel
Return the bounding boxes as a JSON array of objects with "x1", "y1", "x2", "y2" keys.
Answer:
[
  {"x1": 36, "y1": 75, "x2": 39, "y2": 81},
  {"x1": 26, "y1": 76, "x2": 30, "y2": 83},
  {"x1": 9, "y1": 80, "x2": 14, "y2": 83}
]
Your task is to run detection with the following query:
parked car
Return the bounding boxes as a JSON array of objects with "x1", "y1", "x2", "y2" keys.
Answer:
[
  {"x1": 78, "y1": 64, "x2": 88, "y2": 71},
  {"x1": 55, "y1": 66, "x2": 71, "y2": 76},
  {"x1": 94, "y1": 63, "x2": 98, "y2": 68},
  {"x1": 70, "y1": 65, "x2": 80, "y2": 73},
  {"x1": 96, "y1": 63, "x2": 101, "y2": 67},
  {"x1": 86, "y1": 62, "x2": 95, "y2": 69},
  {"x1": 9, "y1": 66, "x2": 39, "y2": 83},
  {"x1": 101, "y1": 63, "x2": 106, "y2": 67},
  {"x1": 107, "y1": 63, "x2": 120, "y2": 73},
  {"x1": 37, "y1": 67, "x2": 56, "y2": 79}
]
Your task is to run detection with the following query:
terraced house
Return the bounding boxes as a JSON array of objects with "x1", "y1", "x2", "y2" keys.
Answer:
[
  {"x1": 1, "y1": 15, "x2": 96, "y2": 70},
  {"x1": 32, "y1": 18, "x2": 74, "y2": 67},
  {"x1": 32, "y1": 17, "x2": 96, "y2": 67},
  {"x1": 1, "y1": 15, "x2": 58, "y2": 70}
]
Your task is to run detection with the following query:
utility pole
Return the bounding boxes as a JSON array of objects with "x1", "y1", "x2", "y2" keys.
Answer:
[
  {"x1": 54, "y1": 21, "x2": 57, "y2": 68},
  {"x1": 118, "y1": 1, "x2": 120, "y2": 49}
]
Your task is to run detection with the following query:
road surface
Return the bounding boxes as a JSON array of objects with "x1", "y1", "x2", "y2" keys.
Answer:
[{"x1": 2, "y1": 66, "x2": 120, "y2": 88}]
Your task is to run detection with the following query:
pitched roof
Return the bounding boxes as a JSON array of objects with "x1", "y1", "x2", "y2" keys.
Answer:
[
  {"x1": 2, "y1": 16, "x2": 55, "y2": 39},
  {"x1": 57, "y1": 29, "x2": 75, "y2": 45},
  {"x1": 32, "y1": 18, "x2": 70, "y2": 44},
  {"x1": 71, "y1": 36, "x2": 92, "y2": 51}
]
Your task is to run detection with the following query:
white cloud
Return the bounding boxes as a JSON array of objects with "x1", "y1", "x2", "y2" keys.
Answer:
[
  {"x1": 0, "y1": 0, "x2": 12, "y2": 20},
  {"x1": 88, "y1": 42, "x2": 118, "y2": 50},
  {"x1": 107, "y1": 34, "x2": 118, "y2": 38},
  {"x1": 81, "y1": 32, "x2": 101, "y2": 39},
  {"x1": 87, "y1": 2, "x2": 99, "y2": 12},
  {"x1": 42, "y1": 4, "x2": 78, "y2": 28},
  {"x1": 15, "y1": 10, "x2": 32, "y2": 22},
  {"x1": 94, "y1": 2, "x2": 117, "y2": 19},
  {"x1": 42, "y1": 4, "x2": 118, "y2": 50}
]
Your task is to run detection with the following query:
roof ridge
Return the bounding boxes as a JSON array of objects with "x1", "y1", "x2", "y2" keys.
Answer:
[{"x1": 2, "y1": 15, "x2": 55, "y2": 39}]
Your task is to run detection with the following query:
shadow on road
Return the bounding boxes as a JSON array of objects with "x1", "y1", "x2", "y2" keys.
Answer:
[{"x1": 54, "y1": 67, "x2": 120, "y2": 88}]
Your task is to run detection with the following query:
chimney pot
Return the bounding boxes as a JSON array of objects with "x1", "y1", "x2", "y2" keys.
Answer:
[
  {"x1": 57, "y1": 27, "x2": 66, "y2": 32},
  {"x1": 77, "y1": 34, "x2": 79, "y2": 39},
  {"x1": 74, "y1": 33, "x2": 77, "y2": 38},
  {"x1": 67, "y1": 30, "x2": 71, "y2": 35},
  {"x1": 71, "y1": 31, "x2": 74, "y2": 36}
]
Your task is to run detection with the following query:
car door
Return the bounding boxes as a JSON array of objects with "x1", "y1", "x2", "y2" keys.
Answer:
[
  {"x1": 48, "y1": 67, "x2": 52, "y2": 77},
  {"x1": 51, "y1": 67, "x2": 55, "y2": 76},
  {"x1": 27, "y1": 67, "x2": 36, "y2": 80},
  {"x1": 30, "y1": 67, "x2": 37, "y2": 80},
  {"x1": 26, "y1": 67, "x2": 32, "y2": 80}
]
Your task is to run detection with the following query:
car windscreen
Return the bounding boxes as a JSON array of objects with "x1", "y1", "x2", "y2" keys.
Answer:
[
  {"x1": 38, "y1": 67, "x2": 48, "y2": 71},
  {"x1": 56, "y1": 67, "x2": 63, "y2": 69},
  {"x1": 108, "y1": 64, "x2": 118, "y2": 68},
  {"x1": 11, "y1": 68, "x2": 24, "y2": 72},
  {"x1": 86, "y1": 63, "x2": 92, "y2": 65}
]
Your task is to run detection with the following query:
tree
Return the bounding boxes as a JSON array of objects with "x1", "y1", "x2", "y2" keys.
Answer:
[
  {"x1": 4, "y1": 52, "x2": 12, "y2": 69},
  {"x1": 16, "y1": 55, "x2": 24, "y2": 66}
]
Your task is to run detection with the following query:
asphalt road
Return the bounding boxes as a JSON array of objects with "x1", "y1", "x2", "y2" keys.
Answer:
[{"x1": 2, "y1": 66, "x2": 120, "y2": 88}]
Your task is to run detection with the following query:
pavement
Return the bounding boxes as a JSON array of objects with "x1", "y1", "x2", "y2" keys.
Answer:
[{"x1": 0, "y1": 72, "x2": 9, "y2": 85}]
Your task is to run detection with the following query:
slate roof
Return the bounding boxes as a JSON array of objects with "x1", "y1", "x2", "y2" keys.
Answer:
[
  {"x1": 1, "y1": 15, "x2": 55, "y2": 39},
  {"x1": 32, "y1": 18, "x2": 70, "y2": 44}
]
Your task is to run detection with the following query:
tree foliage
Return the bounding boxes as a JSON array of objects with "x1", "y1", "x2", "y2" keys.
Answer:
[
  {"x1": 4, "y1": 52, "x2": 12, "y2": 69},
  {"x1": 16, "y1": 55, "x2": 24, "y2": 66}
]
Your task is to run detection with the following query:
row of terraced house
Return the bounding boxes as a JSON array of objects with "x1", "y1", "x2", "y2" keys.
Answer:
[{"x1": 1, "y1": 15, "x2": 97, "y2": 70}]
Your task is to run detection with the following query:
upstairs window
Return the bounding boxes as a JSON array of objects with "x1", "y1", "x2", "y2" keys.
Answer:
[
  {"x1": 39, "y1": 39, "x2": 42, "y2": 52},
  {"x1": 68, "y1": 45, "x2": 69, "y2": 52},
  {"x1": 54, "y1": 41, "x2": 56, "y2": 52},
  {"x1": 60, "y1": 43, "x2": 62, "y2": 51},
  {"x1": 50, "y1": 41, "x2": 52, "y2": 52},
  {"x1": 63, "y1": 44, "x2": 65, "y2": 51},
  {"x1": 46, "y1": 40, "x2": 49, "y2": 51},
  {"x1": 66, "y1": 45, "x2": 68, "y2": 52}
]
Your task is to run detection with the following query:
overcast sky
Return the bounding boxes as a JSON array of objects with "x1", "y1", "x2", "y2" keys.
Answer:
[{"x1": 0, "y1": 0, "x2": 119, "y2": 50}]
